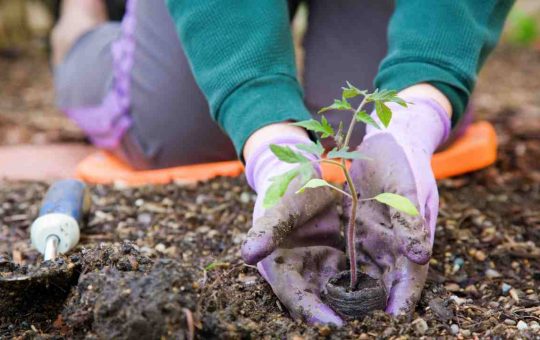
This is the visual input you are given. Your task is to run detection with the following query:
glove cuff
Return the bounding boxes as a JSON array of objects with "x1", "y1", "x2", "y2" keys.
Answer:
[{"x1": 367, "y1": 96, "x2": 451, "y2": 155}]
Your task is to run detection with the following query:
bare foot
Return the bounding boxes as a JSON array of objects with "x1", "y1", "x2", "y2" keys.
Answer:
[{"x1": 51, "y1": 0, "x2": 107, "y2": 66}]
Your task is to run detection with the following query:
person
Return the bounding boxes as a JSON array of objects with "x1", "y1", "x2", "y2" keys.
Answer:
[{"x1": 51, "y1": 0, "x2": 514, "y2": 326}]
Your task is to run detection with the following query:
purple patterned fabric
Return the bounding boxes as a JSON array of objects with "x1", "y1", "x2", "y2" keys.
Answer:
[{"x1": 64, "y1": 0, "x2": 137, "y2": 149}]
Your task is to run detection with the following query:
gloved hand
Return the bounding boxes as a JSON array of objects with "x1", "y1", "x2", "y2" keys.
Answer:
[
  {"x1": 345, "y1": 96, "x2": 450, "y2": 315},
  {"x1": 243, "y1": 135, "x2": 345, "y2": 326}
]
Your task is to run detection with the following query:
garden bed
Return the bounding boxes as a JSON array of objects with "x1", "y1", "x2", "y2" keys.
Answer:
[{"x1": 1, "y1": 48, "x2": 539, "y2": 338}]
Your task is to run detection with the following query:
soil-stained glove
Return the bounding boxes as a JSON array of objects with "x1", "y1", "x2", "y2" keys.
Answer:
[
  {"x1": 345, "y1": 96, "x2": 450, "y2": 315},
  {"x1": 243, "y1": 135, "x2": 346, "y2": 326}
]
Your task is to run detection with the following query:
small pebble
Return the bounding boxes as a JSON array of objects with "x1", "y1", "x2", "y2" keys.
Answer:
[
  {"x1": 318, "y1": 326, "x2": 332, "y2": 336},
  {"x1": 238, "y1": 275, "x2": 258, "y2": 286},
  {"x1": 450, "y1": 324, "x2": 459, "y2": 335},
  {"x1": 155, "y1": 243, "x2": 166, "y2": 253},
  {"x1": 137, "y1": 213, "x2": 152, "y2": 224},
  {"x1": 517, "y1": 320, "x2": 528, "y2": 331},
  {"x1": 501, "y1": 282, "x2": 512, "y2": 294},
  {"x1": 465, "y1": 284, "x2": 478, "y2": 296},
  {"x1": 445, "y1": 283, "x2": 460, "y2": 292},
  {"x1": 529, "y1": 321, "x2": 540, "y2": 332},
  {"x1": 240, "y1": 192, "x2": 251, "y2": 204},
  {"x1": 450, "y1": 295, "x2": 467, "y2": 305},
  {"x1": 504, "y1": 319, "x2": 516, "y2": 326},
  {"x1": 509, "y1": 288, "x2": 520, "y2": 302},
  {"x1": 486, "y1": 269, "x2": 502, "y2": 278},
  {"x1": 461, "y1": 329, "x2": 471, "y2": 337},
  {"x1": 415, "y1": 318, "x2": 428, "y2": 335},
  {"x1": 488, "y1": 301, "x2": 499, "y2": 308},
  {"x1": 196, "y1": 226, "x2": 211, "y2": 234},
  {"x1": 474, "y1": 250, "x2": 487, "y2": 261},
  {"x1": 452, "y1": 257, "x2": 464, "y2": 272}
]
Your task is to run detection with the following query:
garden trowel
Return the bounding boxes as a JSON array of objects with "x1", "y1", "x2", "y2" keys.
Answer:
[{"x1": 0, "y1": 179, "x2": 89, "y2": 297}]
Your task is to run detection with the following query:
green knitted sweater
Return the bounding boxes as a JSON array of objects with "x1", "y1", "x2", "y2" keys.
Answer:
[{"x1": 166, "y1": 0, "x2": 514, "y2": 156}]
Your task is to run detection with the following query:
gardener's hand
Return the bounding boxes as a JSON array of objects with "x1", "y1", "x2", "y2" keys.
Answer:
[
  {"x1": 346, "y1": 90, "x2": 451, "y2": 315},
  {"x1": 242, "y1": 128, "x2": 346, "y2": 326}
]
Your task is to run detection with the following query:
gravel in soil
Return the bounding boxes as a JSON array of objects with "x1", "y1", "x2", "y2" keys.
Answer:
[{"x1": 1, "y1": 48, "x2": 540, "y2": 338}]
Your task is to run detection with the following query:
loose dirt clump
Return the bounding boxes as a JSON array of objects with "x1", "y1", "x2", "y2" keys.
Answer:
[{"x1": 63, "y1": 257, "x2": 198, "y2": 339}]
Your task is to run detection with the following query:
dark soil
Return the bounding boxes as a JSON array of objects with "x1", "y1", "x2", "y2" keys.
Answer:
[{"x1": 1, "y1": 47, "x2": 540, "y2": 338}]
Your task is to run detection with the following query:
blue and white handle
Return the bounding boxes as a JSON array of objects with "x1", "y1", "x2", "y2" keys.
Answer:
[{"x1": 30, "y1": 179, "x2": 90, "y2": 260}]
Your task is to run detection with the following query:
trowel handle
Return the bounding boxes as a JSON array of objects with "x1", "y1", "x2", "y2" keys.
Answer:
[{"x1": 31, "y1": 179, "x2": 90, "y2": 256}]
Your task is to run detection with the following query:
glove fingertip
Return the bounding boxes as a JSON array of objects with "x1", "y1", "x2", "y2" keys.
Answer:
[
  {"x1": 401, "y1": 240, "x2": 431, "y2": 265},
  {"x1": 304, "y1": 305, "x2": 344, "y2": 327},
  {"x1": 241, "y1": 236, "x2": 274, "y2": 265}
]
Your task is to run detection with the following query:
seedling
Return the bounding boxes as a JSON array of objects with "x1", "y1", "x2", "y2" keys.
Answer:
[{"x1": 264, "y1": 82, "x2": 419, "y2": 290}]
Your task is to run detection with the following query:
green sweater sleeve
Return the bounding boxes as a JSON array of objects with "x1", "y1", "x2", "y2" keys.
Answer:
[
  {"x1": 165, "y1": 0, "x2": 310, "y2": 157},
  {"x1": 375, "y1": 0, "x2": 514, "y2": 126}
]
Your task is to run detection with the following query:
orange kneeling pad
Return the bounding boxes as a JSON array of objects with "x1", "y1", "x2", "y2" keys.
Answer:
[{"x1": 76, "y1": 121, "x2": 497, "y2": 185}]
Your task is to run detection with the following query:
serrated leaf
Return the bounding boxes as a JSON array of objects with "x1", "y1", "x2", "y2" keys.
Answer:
[
  {"x1": 366, "y1": 89, "x2": 408, "y2": 107},
  {"x1": 319, "y1": 116, "x2": 334, "y2": 138},
  {"x1": 296, "y1": 141, "x2": 325, "y2": 157},
  {"x1": 318, "y1": 98, "x2": 352, "y2": 114},
  {"x1": 270, "y1": 144, "x2": 309, "y2": 164},
  {"x1": 375, "y1": 101, "x2": 392, "y2": 127},
  {"x1": 355, "y1": 110, "x2": 380, "y2": 129},
  {"x1": 296, "y1": 178, "x2": 332, "y2": 194},
  {"x1": 390, "y1": 96, "x2": 408, "y2": 107},
  {"x1": 327, "y1": 147, "x2": 370, "y2": 160},
  {"x1": 342, "y1": 81, "x2": 367, "y2": 99},
  {"x1": 373, "y1": 193, "x2": 419, "y2": 216},
  {"x1": 263, "y1": 169, "x2": 299, "y2": 209},
  {"x1": 291, "y1": 118, "x2": 334, "y2": 138}
]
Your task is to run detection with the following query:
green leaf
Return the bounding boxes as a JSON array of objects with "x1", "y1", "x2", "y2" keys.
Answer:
[
  {"x1": 296, "y1": 178, "x2": 332, "y2": 194},
  {"x1": 269, "y1": 144, "x2": 309, "y2": 164},
  {"x1": 375, "y1": 101, "x2": 392, "y2": 128},
  {"x1": 366, "y1": 89, "x2": 408, "y2": 107},
  {"x1": 291, "y1": 118, "x2": 334, "y2": 138},
  {"x1": 318, "y1": 98, "x2": 352, "y2": 114},
  {"x1": 341, "y1": 81, "x2": 367, "y2": 99},
  {"x1": 327, "y1": 147, "x2": 370, "y2": 160},
  {"x1": 298, "y1": 163, "x2": 316, "y2": 182},
  {"x1": 263, "y1": 169, "x2": 299, "y2": 209},
  {"x1": 319, "y1": 116, "x2": 334, "y2": 138},
  {"x1": 355, "y1": 110, "x2": 380, "y2": 129},
  {"x1": 373, "y1": 193, "x2": 419, "y2": 216},
  {"x1": 296, "y1": 141, "x2": 325, "y2": 157},
  {"x1": 205, "y1": 261, "x2": 228, "y2": 271}
]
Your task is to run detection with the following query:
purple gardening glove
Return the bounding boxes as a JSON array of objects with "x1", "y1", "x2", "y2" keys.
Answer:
[
  {"x1": 345, "y1": 96, "x2": 450, "y2": 315},
  {"x1": 243, "y1": 135, "x2": 346, "y2": 326}
]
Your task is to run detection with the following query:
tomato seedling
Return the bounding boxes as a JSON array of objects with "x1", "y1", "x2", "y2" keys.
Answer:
[{"x1": 264, "y1": 82, "x2": 419, "y2": 289}]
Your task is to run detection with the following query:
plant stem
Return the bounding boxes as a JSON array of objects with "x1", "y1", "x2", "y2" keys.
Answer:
[
  {"x1": 324, "y1": 183, "x2": 352, "y2": 198},
  {"x1": 343, "y1": 162, "x2": 358, "y2": 289},
  {"x1": 343, "y1": 97, "x2": 367, "y2": 148},
  {"x1": 343, "y1": 97, "x2": 367, "y2": 290}
]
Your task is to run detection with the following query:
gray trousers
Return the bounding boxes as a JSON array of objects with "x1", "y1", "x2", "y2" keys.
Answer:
[{"x1": 55, "y1": 0, "x2": 393, "y2": 170}]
